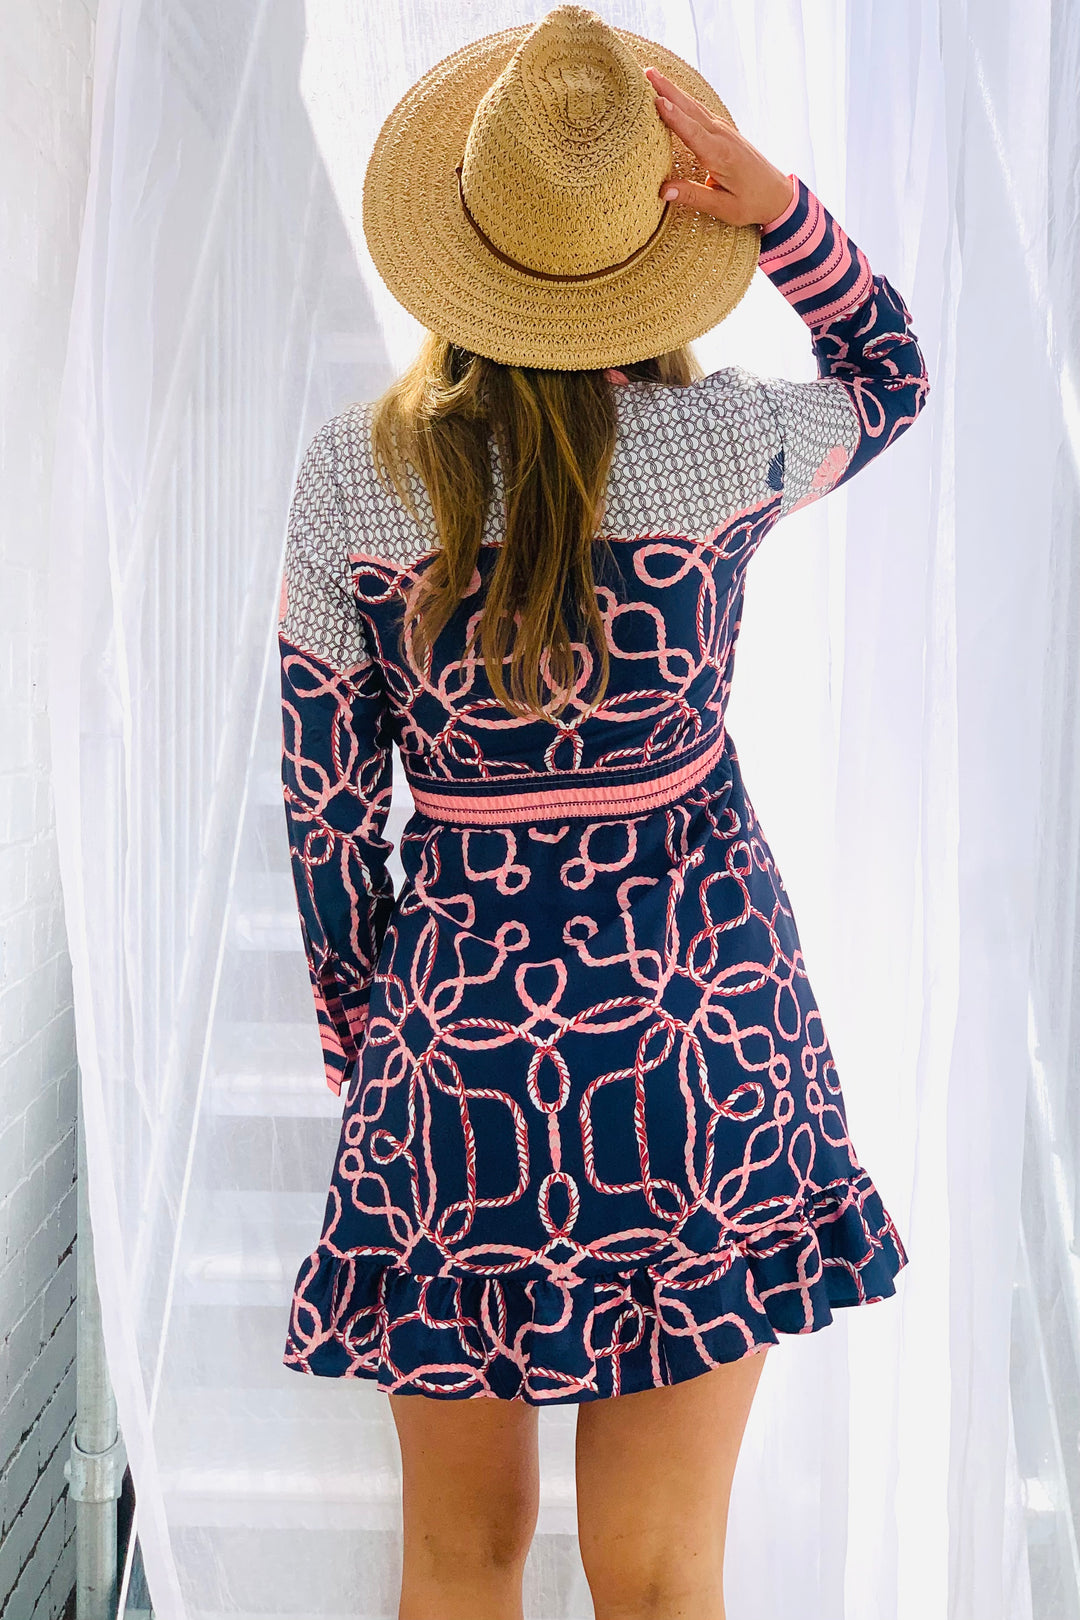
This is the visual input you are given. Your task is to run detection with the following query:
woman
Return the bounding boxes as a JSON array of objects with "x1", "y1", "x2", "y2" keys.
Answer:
[{"x1": 277, "y1": 7, "x2": 929, "y2": 1618}]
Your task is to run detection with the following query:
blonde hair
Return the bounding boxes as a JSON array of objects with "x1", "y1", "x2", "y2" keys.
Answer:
[{"x1": 369, "y1": 334, "x2": 702, "y2": 720}]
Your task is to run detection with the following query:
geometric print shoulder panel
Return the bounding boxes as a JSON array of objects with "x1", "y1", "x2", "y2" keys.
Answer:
[
  {"x1": 297, "y1": 365, "x2": 862, "y2": 584},
  {"x1": 278, "y1": 414, "x2": 372, "y2": 670}
]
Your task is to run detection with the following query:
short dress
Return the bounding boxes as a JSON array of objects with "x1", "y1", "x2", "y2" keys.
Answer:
[{"x1": 277, "y1": 175, "x2": 930, "y2": 1403}]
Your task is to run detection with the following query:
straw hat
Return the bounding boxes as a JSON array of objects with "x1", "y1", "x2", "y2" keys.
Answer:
[{"x1": 361, "y1": 5, "x2": 761, "y2": 370}]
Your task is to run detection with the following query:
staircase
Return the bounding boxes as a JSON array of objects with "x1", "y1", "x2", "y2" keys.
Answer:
[{"x1": 143, "y1": 667, "x2": 590, "y2": 1620}]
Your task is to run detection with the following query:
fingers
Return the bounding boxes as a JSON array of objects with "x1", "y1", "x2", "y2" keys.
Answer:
[
  {"x1": 652, "y1": 89, "x2": 716, "y2": 154},
  {"x1": 646, "y1": 66, "x2": 734, "y2": 178},
  {"x1": 658, "y1": 175, "x2": 746, "y2": 225},
  {"x1": 644, "y1": 65, "x2": 716, "y2": 129}
]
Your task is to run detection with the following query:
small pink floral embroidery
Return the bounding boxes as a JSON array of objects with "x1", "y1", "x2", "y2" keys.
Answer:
[{"x1": 789, "y1": 443, "x2": 850, "y2": 512}]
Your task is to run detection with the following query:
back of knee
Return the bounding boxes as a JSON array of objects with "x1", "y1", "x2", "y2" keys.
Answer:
[
  {"x1": 581, "y1": 1542, "x2": 722, "y2": 1617},
  {"x1": 413, "y1": 1489, "x2": 538, "y2": 1576}
]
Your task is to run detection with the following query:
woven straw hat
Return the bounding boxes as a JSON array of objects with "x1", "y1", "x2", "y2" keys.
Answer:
[{"x1": 362, "y1": 5, "x2": 761, "y2": 370}]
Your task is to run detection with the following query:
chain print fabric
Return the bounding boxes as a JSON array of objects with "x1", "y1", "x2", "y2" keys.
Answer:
[{"x1": 277, "y1": 176, "x2": 930, "y2": 1403}]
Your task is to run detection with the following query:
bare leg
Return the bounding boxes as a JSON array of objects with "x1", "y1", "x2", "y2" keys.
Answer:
[
  {"x1": 575, "y1": 1348, "x2": 770, "y2": 1620},
  {"x1": 388, "y1": 1390, "x2": 540, "y2": 1620}
]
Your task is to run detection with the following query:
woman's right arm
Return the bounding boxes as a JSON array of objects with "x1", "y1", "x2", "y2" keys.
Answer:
[
  {"x1": 646, "y1": 67, "x2": 930, "y2": 519},
  {"x1": 755, "y1": 175, "x2": 930, "y2": 517}
]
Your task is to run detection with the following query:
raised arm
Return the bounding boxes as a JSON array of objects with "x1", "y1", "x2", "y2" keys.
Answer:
[
  {"x1": 645, "y1": 67, "x2": 930, "y2": 520},
  {"x1": 756, "y1": 174, "x2": 930, "y2": 516},
  {"x1": 278, "y1": 419, "x2": 397, "y2": 1096}
]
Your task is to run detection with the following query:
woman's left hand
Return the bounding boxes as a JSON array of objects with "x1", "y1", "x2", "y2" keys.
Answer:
[{"x1": 645, "y1": 66, "x2": 795, "y2": 229}]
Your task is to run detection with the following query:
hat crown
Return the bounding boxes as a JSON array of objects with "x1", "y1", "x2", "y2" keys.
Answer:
[{"x1": 460, "y1": 6, "x2": 671, "y2": 277}]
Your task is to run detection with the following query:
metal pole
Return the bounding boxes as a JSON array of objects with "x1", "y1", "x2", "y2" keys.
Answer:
[{"x1": 65, "y1": 1069, "x2": 127, "y2": 1620}]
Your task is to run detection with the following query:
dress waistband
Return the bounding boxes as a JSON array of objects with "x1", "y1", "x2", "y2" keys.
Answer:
[{"x1": 405, "y1": 725, "x2": 728, "y2": 827}]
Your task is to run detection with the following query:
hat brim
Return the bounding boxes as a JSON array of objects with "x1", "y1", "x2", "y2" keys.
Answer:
[{"x1": 361, "y1": 23, "x2": 761, "y2": 370}]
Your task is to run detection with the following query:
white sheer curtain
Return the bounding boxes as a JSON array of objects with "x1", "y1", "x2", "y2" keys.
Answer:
[{"x1": 46, "y1": 1, "x2": 1078, "y2": 1616}]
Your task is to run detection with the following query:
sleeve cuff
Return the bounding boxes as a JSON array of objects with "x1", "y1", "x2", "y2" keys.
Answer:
[
  {"x1": 758, "y1": 176, "x2": 875, "y2": 328},
  {"x1": 760, "y1": 172, "x2": 799, "y2": 235}
]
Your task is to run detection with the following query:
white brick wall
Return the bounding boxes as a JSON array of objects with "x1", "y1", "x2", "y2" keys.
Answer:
[{"x1": 1, "y1": 4, "x2": 98, "y2": 1617}]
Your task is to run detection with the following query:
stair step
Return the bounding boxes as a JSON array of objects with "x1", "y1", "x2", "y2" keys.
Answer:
[
  {"x1": 155, "y1": 1389, "x2": 580, "y2": 1535},
  {"x1": 208, "y1": 1021, "x2": 340, "y2": 1117},
  {"x1": 230, "y1": 874, "x2": 302, "y2": 952},
  {"x1": 183, "y1": 1191, "x2": 323, "y2": 1304}
]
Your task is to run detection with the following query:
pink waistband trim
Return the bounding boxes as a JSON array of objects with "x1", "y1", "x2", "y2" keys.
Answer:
[{"x1": 408, "y1": 726, "x2": 728, "y2": 826}]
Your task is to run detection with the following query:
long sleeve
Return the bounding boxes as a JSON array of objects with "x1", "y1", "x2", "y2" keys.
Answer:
[
  {"x1": 278, "y1": 418, "x2": 397, "y2": 1097},
  {"x1": 756, "y1": 174, "x2": 930, "y2": 518}
]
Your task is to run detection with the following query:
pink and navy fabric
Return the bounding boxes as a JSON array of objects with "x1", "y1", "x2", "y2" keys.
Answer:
[{"x1": 277, "y1": 174, "x2": 929, "y2": 1403}]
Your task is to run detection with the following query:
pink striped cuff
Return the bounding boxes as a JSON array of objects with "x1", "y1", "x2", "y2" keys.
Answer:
[
  {"x1": 760, "y1": 173, "x2": 799, "y2": 234},
  {"x1": 759, "y1": 181, "x2": 875, "y2": 328}
]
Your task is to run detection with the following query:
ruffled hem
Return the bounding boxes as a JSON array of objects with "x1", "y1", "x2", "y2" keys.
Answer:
[{"x1": 282, "y1": 1172, "x2": 908, "y2": 1404}]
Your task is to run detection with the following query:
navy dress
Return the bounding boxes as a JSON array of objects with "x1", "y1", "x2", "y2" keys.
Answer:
[{"x1": 277, "y1": 176, "x2": 930, "y2": 1402}]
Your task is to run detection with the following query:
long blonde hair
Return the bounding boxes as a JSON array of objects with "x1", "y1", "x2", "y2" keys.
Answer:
[{"x1": 369, "y1": 334, "x2": 702, "y2": 720}]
